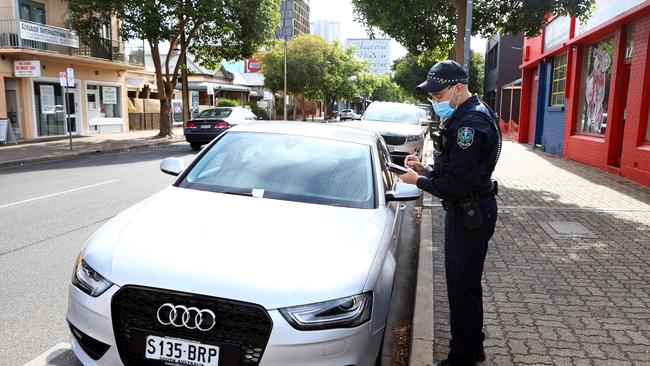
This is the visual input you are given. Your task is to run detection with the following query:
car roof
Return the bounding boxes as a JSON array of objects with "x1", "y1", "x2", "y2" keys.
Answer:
[
  {"x1": 368, "y1": 101, "x2": 419, "y2": 110},
  {"x1": 230, "y1": 121, "x2": 380, "y2": 145}
]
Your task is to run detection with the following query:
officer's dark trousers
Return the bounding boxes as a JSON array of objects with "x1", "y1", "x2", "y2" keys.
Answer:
[{"x1": 444, "y1": 197, "x2": 497, "y2": 365}]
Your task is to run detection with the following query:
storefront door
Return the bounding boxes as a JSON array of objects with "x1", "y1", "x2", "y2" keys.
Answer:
[
  {"x1": 33, "y1": 81, "x2": 80, "y2": 137},
  {"x1": 4, "y1": 90, "x2": 21, "y2": 139},
  {"x1": 612, "y1": 64, "x2": 632, "y2": 167}
]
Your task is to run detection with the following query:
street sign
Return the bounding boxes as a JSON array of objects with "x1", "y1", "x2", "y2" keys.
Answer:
[
  {"x1": 66, "y1": 68, "x2": 75, "y2": 87},
  {"x1": 207, "y1": 84, "x2": 214, "y2": 95},
  {"x1": 59, "y1": 71, "x2": 68, "y2": 87}
]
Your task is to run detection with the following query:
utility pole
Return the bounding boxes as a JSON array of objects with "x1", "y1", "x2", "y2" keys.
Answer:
[
  {"x1": 283, "y1": 0, "x2": 288, "y2": 120},
  {"x1": 463, "y1": 0, "x2": 473, "y2": 78}
]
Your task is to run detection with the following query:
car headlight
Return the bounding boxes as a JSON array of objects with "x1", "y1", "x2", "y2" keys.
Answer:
[
  {"x1": 279, "y1": 293, "x2": 372, "y2": 330},
  {"x1": 71, "y1": 253, "x2": 113, "y2": 297},
  {"x1": 406, "y1": 134, "x2": 423, "y2": 142}
]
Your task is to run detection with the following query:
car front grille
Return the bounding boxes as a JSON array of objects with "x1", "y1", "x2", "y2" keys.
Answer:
[
  {"x1": 381, "y1": 135, "x2": 407, "y2": 146},
  {"x1": 111, "y1": 285, "x2": 273, "y2": 366}
]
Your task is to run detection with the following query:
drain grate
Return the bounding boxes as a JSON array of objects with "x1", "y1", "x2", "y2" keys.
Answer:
[{"x1": 540, "y1": 221, "x2": 596, "y2": 239}]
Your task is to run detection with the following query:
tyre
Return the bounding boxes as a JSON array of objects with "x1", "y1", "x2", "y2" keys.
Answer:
[{"x1": 190, "y1": 142, "x2": 202, "y2": 151}]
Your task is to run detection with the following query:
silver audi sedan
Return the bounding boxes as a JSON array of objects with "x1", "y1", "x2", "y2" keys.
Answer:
[{"x1": 66, "y1": 122, "x2": 420, "y2": 366}]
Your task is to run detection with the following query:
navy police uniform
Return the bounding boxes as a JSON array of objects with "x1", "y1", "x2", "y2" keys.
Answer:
[{"x1": 417, "y1": 61, "x2": 501, "y2": 366}]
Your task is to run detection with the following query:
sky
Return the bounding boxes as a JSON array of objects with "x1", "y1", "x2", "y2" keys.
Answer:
[{"x1": 308, "y1": 0, "x2": 487, "y2": 61}]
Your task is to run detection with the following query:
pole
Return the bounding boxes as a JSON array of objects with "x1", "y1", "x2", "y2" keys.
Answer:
[
  {"x1": 283, "y1": 0, "x2": 288, "y2": 120},
  {"x1": 64, "y1": 84, "x2": 72, "y2": 150},
  {"x1": 463, "y1": 0, "x2": 473, "y2": 78}
]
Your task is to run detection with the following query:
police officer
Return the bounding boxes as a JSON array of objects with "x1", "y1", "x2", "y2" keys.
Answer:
[{"x1": 398, "y1": 60, "x2": 501, "y2": 366}]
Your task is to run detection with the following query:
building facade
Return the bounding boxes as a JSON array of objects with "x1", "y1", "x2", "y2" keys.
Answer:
[
  {"x1": 345, "y1": 38, "x2": 391, "y2": 75},
  {"x1": 276, "y1": 0, "x2": 310, "y2": 41},
  {"x1": 518, "y1": 0, "x2": 650, "y2": 186},
  {"x1": 483, "y1": 33, "x2": 524, "y2": 139},
  {"x1": 0, "y1": 0, "x2": 144, "y2": 140},
  {"x1": 310, "y1": 19, "x2": 341, "y2": 43}
]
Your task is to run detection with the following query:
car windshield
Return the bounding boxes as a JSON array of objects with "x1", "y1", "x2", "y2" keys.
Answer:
[
  {"x1": 180, "y1": 132, "x2": 375, "y2": 209},
  {"x1": 196, "y1": 108, "x2": 232, "y2": 118},
  {"x1": 362, "y1": 104, "x2": 419, "y2": 124}
]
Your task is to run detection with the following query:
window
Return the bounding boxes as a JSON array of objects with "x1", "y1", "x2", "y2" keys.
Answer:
[
  {"x1": 578, "y1": 37, "x2": 614, "y2": 135},
  {"x1": 487, "y1": 44, "x2": 499, "y2": 71},
  {"x1": 19, "y1": 0, "x2": 45, "y2": 23},
  {"x1": 625, "y1": 24, "x2": 636, "y2": 61},
  {"x1": 550, "y1": 53, "x2": 568, "y2": 106},
  {"x1": 87, "y1": 85, "x2": 122, "y2": 118},
  {"x1": 377, "y1": 140, "x2": 394, "y2": 191}
]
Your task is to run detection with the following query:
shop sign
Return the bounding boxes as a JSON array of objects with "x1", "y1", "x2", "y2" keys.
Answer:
[
  {"x1": 576, "y1": 0, "x2": 646, "y2": 35},
  {"x1": 13, "y1": 60, "x2": 41, "y2": 77},
  {"x1": 102, "y1": 86, "x2": 117, "y2": 105},
  {"x1": 544, "y1": 16, "x2": 570, "y2": 52},
  {"x1": 19, "y1": 20, "x2": 79, "y2": 48}
]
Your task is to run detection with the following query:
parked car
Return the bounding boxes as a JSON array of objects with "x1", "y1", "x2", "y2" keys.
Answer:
[
  {"x1": 66, "y1": 121, "x2": 420, "y2": 366},
  {"x1": 343, "y1": 101, "x2": 430, "y2": 164},
  {"x1": 339, "y1": 109, "x2": 360, "y2": 121},
  {"x1": 185, "y1": 107, "x2": 259, "y2": 150}
]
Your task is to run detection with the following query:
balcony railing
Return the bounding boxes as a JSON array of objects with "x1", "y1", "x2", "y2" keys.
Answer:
[{"x1": 0, "y1": 19, "x2": 144, "y2": 66}]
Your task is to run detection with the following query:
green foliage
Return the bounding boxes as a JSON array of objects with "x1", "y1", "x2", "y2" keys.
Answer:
[
  {"x1": 247, "y1": 101, "x2": 268, "y2": 119},
  {"x1": 68, "y1": 0, "x2": 280, "y2": 136},
  {"x1": 262, "y1": 35, "x2": 367, "y2": 114},
  {"x1": 217, "y1": 98, "x2": 240, "y2": 107},
  {"x1": 352, "y1": 0, "x2": 594, "y2": 56},
  {"x1": 469, "y1": 51, "x2": 485, "y2": 98},
  {"x1": 392, "y1": 53, "x2": 436, "y2": 102},
  {"x1": 371, "y1": 76, "x2": 407, "y2": 103}
]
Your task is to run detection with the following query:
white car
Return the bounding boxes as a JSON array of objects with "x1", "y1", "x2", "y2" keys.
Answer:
[
  {"x1": 66, "y1": 122, "x2": 420, "y2": 366},
  {"x1": 344, "y1": 102, "x2": 430, "y2": 164},
  {"x1": 339, "y1": 109, "x2": 360, "y2": 121}
]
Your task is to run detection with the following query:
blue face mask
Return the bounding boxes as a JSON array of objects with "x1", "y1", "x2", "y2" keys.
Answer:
[{"x1": 432, "y1": 87, "x2": 458, "y2": 120}]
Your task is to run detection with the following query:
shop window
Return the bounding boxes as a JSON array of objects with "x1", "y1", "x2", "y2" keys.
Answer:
[
  {"x1": 487, "y1": 44, "x2": 499, "y2": 71},
  {"x1": 34, "y1": 82, "x2": 70, "y2": 137},
  {"x1": 87, "y1": 85, "x2": 122, "y2": 118},
  {"x1": 624, "y1": 24, "x2": 636, "y2": 61},
  {"x1": 577, "y1": 37, "x2": 614, "y2": 135},
  {"x1": 550, "y1": 53, "x2": 567, "y2": 106}
]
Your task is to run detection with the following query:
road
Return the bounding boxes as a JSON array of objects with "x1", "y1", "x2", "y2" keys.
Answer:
[{"x1": 0, "y1": 143, "x2": 195, "y2": 365}]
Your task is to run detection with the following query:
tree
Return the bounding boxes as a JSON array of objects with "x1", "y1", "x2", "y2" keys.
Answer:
[
  {"x1": 371, "y1": 76, "x2": 409, "y2": 103},
  {"x1": 469, "y1": 51, "x2": 485, "y2": 98},
  {"x1": 262, "y1": 36, "x2": 366, "y2": 119},
  {"x1": 392, "y1": 53, "x2": 434, "y2": 101},
  {"x1": 69, "y1": 0, "x2": 280, "y2": 137},
  {"x1": 352, "y1": 0, "x2": 594, "y2": 64}
]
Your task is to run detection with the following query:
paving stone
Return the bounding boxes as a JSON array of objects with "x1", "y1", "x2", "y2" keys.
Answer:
[{"x1": 430, "y1": 141, "x2": 650, "y2": 364}]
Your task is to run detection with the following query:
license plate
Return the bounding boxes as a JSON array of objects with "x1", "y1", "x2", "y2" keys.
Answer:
[
  {"x1": 145, "y1": 335, "x2": 220, "y2": 365},
  {"x1": 200, "y1": 125, "x2": 212, "y2": 129}
]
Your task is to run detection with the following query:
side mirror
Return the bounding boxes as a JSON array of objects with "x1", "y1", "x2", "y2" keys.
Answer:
[
  {"x1": 386, "y1": 182, "x2": 421, "y2": 202},
  {"x1": 160, "y1": 158, "x2": 185, "y2": 176}
]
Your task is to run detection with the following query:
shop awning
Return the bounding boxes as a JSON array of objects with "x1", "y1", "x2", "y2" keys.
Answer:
[
  {"x1": 177, "y1": 81, "x2": 250, "y2": 93},
  {"x1": 126, "y1": 77, "x2": 157, "y2": 91}
]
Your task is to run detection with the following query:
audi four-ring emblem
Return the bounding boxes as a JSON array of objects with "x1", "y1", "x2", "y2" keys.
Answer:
[{"x1": 156, "y1": 303, "x2": 216, "y2": 331}]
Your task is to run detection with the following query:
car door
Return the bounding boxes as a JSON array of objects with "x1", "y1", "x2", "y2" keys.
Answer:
[{"x1": 377, "y1": 139, "x2": 401, "y2": 255}]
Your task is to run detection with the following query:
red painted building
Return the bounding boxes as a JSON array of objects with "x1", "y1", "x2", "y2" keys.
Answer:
[{"x1": 518, "y1": 0, "x2": 650, "y2": 187}]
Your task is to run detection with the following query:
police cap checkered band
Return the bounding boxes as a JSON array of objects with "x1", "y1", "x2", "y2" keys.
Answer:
[{"x1": 416, "y1": 60, "x2": 469, "y2": 93}]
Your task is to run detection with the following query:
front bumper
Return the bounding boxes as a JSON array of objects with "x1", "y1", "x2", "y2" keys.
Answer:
[{"x1": 67, "y1": 283, "x2": 383, "y2": 366}]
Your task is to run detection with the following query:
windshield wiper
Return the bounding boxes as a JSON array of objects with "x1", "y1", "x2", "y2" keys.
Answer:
[{"x1": 219, "y1": 190, "x2": 253, "y2": 197}]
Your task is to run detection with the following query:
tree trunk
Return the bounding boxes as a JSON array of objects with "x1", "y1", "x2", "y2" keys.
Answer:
[
  {"x1": 159, "y1": 98, "x2": 172, "y2": 136},
  {"x1": 452, "y1": 0, "x2": 466, "y2": 64},
  {"x1": 292, "y1": 94, "x2": 297, "y2": 120}
]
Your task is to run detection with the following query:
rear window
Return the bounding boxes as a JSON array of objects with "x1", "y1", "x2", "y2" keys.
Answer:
[
  {"x1": 362, "y1": 103, "x2": 419, "y2": 124},
  {"x1": 180, "y1": 132, "x2": 375, "y2": 209},
  {"x1": 197, "y1": 108, "x2": 232, "y2": 118}
]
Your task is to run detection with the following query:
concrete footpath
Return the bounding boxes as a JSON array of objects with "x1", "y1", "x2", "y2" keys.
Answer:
[
  {"x1": 410, "y1": 140, "x2": 650, "y2": 365},
  {"x1": 0, "y1": 128, "x2": 185, "y2": 168}
]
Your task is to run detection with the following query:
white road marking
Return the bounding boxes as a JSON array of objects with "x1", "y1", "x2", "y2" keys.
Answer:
[
  {"x1": 23, "y1": 342, "x2": 81, "y2": 366},
  {"x1": 0, "y1": 180, "x2": 118, "y2": 209}
]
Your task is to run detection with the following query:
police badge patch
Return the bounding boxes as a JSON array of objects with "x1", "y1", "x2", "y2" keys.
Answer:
[{"x1": 457, "y1": 127, "x2": 474, "y2": 149}]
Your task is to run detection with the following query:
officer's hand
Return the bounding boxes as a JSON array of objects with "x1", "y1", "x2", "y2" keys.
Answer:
[
  {"x1": 398, "y1": 169, "x2": 420, "y2": 185},
  {"x1": 405, "y1": 155, "x2": 425, "y2": 175}
]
